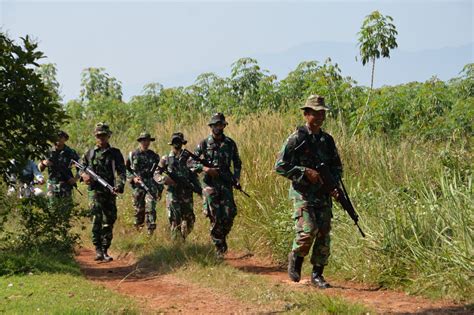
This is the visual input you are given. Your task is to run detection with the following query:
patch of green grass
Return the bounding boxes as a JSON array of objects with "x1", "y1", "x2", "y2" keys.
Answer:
[
  {"x1": 0, "y1": 250, "x2": 80, "y2": 276},
  {"x1": 0, "y1": 273, "x2": 137, "y2": 314}
]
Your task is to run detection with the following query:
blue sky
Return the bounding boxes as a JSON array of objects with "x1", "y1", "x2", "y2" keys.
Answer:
[{"x1": 1, "y1": 0, "x2": 472, "y2": 101}]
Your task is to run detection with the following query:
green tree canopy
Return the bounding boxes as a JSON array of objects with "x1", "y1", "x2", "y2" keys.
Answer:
[
  {"x1": 357, "y1": 10, "x2": 398, "y2": 89},
  {"x1": 0, "y1": 32, "x2": 67, "y2": 179}
]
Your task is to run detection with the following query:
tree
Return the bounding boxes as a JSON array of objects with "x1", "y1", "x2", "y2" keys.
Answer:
[
  {"x1": 357, "y1": 10, "x2": 398, "y2": 90},
  {"x1": 79, "y1": 67, "x2": 122, "y2": 103},
  {"x1": 0, "y1": 32, "x2": 67, "y2": 179},
  {"x1": 35, "y1": 63, "x2": 62, "y2": 102}
]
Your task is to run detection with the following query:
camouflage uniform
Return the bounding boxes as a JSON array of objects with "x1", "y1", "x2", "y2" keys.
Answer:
[
  {"x1": 194, "y1": 114, "x2": 242, "y2": 253},
  {"x1": 126, "y1": 133, "x2": 162, "y2": 232},
  {"x1": 81, "y1": 124, "x2": 126, "y2": 254},
  {"x1": 274, "y1": 95, "x2": 342, "y2": 274},
  {"x1": 157, "y1": 133, "x2": 202, "y2": 240},
  {"x1": 43, "y1": 144, "x2": 80, "y2": 199}
]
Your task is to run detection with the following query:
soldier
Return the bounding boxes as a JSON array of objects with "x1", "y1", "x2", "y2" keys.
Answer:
[
  {"x1": 156, "y1": 132, "x2": 202, "y2": 240},
  {"x1": 39, "y1": 130, "x2": 80, "y2": 206},
  {"x1": 80, "y1": 123, "x2": 126, "y2": 262},
  {"x1": 274, "y1": 95, "x2": 342, "y2": 289},
  {"x1": 193, "y1": 113, "x2": 242, "y2": 257},
  {"x1": 125, "y1": 132, "x2": 162, "y2": 235}
]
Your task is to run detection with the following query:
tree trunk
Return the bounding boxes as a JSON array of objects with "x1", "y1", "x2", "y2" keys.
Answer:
[{"x1": 370, "y1": 58, "x2": 376, "y2": 90}]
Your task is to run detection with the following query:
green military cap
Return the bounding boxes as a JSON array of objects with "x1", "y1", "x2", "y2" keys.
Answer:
[
  {"x1": 94, "y1": 122, "x2": 112, "y2": 135},
  {"x1": 300, "y1": 95, "x2": 330, "y2": 111},
  {"x1": 208, "y1": 112, "x2": 228, "y2": 126},
  {"x1": 137, "y1": 132, "x2": 155, "y2": 142},
  {"x1": 168, "y1": 132, "x2": 187, "y2": 145}
]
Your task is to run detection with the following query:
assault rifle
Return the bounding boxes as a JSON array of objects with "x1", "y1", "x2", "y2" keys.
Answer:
[
  {"x1": 155, "y1": 161, "x2": 202, "y2": 195},
  {"x1": 71, "y1": 160, "x2": 116, "y2": 195},
  {"x1": 131, "y1": 170, "x2": 159, "y2": 200},
  {"x1": 181, "y1": 149, "x2": 250, "y2": 198},
  {"x1": 314, "y1": 163, "x2": 365, "y2": 238}
]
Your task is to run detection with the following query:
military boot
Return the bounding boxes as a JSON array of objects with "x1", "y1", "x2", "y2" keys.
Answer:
[
  {"x1": 94, "y1": 247, "x2": 104, "y2": 261},
  {"x1": 311, "y1": 265, "x2": 330, "y2": 289},
  {"x1": 288, "y1": 251, "x2": 304, "y2": 282},
  {"x1": 103, "y1": 248, "x2": 113, "y2": 262}
]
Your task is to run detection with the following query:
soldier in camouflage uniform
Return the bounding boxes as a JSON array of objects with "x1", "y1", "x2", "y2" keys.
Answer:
[
  {"x1": 194, "y1": 113, "x2": 242, "y2": 257},
  {"x1": 126, "y1": 132, "x2": 162, "y2": 235},
  {"x1": 156, "y1": 132, "x2": 202, "y2": 240},
  {"x1": 274, "y1": 95, "x2": 342, "y2": 288},
  {"x1": 39, "y1": 130, "x2": 80, "y2": 208},
  {"x1": 80, "y1": 123, "x2": 126, "y2": 262}
]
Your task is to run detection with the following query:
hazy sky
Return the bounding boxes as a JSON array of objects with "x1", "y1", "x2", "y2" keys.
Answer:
[{"x1": 1, "y1": 0, "x2": 472, "y2": 101}]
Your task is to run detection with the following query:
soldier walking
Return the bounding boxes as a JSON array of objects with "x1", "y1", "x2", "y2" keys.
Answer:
[
  {"x1": 80, "y1": 123, "x2": 126, "y2": 262},
  {"x1": 156, "y1": 132, "x2": 202, "y2": 240},
  {"x1": 274, "y1": 95, "x2": 343, "y2": 288},
  {"x1": 193, "y1": 113, "x2": 242, "y2": 257},
  {"x1": 39, "y1": 130, "x2": 80, "y2": 209},
  {"x1": 125, "y1": 132, "x2": 162, "y2": 235}
]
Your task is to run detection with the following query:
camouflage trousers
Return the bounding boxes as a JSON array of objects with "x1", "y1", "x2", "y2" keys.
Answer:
[
  {"x1": 167, "y1": 197, "x2": 195, "y2": 240},
  {"x1": 292, "y1": 204, "x2": 332, "y2": 267},
  {"x1": 89, "y1": 191, "x2": 117, "y2": 250},
  {"x1": 202, "y1": 185, "x2": 237, "y2": 250},
  {"x1": 132, "y1": 188, "x2": 157, "y2": 231}
]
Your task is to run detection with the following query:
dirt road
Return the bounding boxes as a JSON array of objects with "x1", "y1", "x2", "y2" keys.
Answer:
[{"x1": 76, "y1": 248, "x2": 470, "y2": 314}]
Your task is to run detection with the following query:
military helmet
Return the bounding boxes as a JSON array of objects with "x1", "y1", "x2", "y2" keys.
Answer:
[
  {"x1": 168, "y1": 132, "x2": 187, "y2": 145},
  {"x1": 300, "y1": 95, "x2": 329, "y2": 112},
  {"x1": 57, "y1": 130, "x2": 69, "y2": 140},
  {"x1": 137, "y1": 132, "x2": 155, "y2": 142},
  {"x1": 94, "y1": 122, "x2": 112, "y2": 136},
  {"x1": 208, "y1": 112, "x2": 228, "y2": 126}
]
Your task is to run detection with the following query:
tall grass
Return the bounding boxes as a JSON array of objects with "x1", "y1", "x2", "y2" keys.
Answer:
[{"x1": 67, "y1": 111, "x2": 472, "y2": 302}]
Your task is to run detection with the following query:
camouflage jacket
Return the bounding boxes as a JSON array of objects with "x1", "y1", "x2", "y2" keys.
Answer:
[
  {"x1": 44, "y1": 145, "x2": 80, "y2": 185},
  {"x1": 274, "y1": 125, "x2": 342, "y2": 202},
  {"x1": 157, "y1": 150, "x2": 202, "y2": 199},
  {"x1": 193, "y1": 134, "x2": 242, "y2": 188},
  {"x1": 126, "y1": 148, "x2": 161, "y2": 191},
  {"x1": 81, "y1": 144, "x2": 126, "y2": 193}
]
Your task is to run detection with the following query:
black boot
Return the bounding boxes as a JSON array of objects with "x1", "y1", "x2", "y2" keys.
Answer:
[
  {"x1": 103, "y1": 248, "x2": 113, "y2": 262},
  {"x1": 287, "y1": 251, "x2": 304, "y2": 282},
  {"x1": 215, "y1": 239, "x2": 226, "y2": 259},
  {"x1": 311, "y1": 265, "x2": 330, "y2": 288},
  {"x1": 94, "y1": 247, "x2": 104, "y2": 261}
]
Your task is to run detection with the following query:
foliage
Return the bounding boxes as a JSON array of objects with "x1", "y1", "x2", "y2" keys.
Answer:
[
  {"x1": 1, "y1": 195, "x2": 87, "y2": 253},
  {"x1": 357, "y1": 10, "x2": 398, "y2": 89},
  {"x1": 35, "y1": 63, "x2": 62, "y2": 102},
  {"x1": 0, "y1": 32, "x2": 68, "y2": 180}
]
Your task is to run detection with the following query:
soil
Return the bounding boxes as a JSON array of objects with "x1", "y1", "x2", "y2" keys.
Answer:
[{"x1": 75, "y1": 248, "x2": 472, "y2": 314}]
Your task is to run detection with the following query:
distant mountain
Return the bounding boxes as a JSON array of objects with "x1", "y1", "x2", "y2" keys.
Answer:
[{"x1": 127, "y1": 41, "x2": 473, "y2": 99}]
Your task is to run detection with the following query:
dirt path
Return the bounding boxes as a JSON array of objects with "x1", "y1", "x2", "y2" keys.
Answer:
[
  {"x1": 225, "y1": 252, "x2": 471, "y2": 314},
  {"x1": 75, "y1": 248, "x2": 471, "y2": 314},
  {"x1": 75, "y1": 248, "x2": 262, "y2": 314}
]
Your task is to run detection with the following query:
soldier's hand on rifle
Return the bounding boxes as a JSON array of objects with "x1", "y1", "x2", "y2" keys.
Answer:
[
  {"x1": 163, "y1": 176, "x2": 176, "y2": 186},
  {"x1": 81, "y1": 173, "x2": 93, "y2": 185},
  {"x1": 67, "y1": 177, "x2": 77, "y2": 186},
  {"x1": 203, "y1": 166, "x2": 219, "y2": 178},
  {"x1": 133, "y1": 176, "x2": 142, "y2": 184},
  {"x1": 304, "y1": 168, "x2": 324, "y2": 184},
  {"x1": 113, "y1": 185, "x2": 124, "y2": 194},
  {"x1": 330, "y1": 188, "x2": 340, "y2": 199}
]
